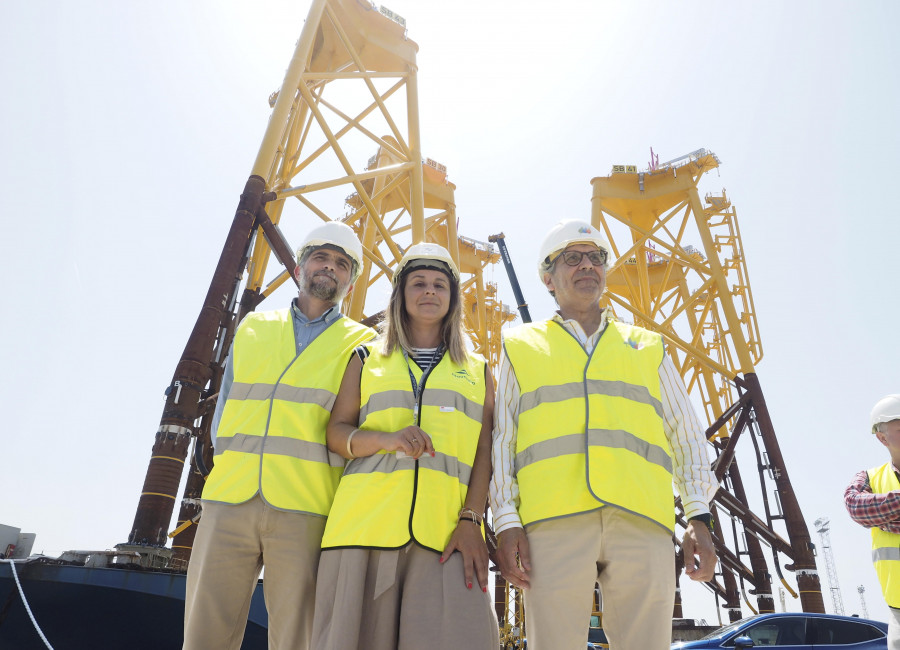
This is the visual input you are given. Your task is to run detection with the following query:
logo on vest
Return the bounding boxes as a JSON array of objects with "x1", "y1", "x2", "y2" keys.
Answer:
[
  {"x1": 625, "y1": 337, "x2": 644, "y2": 350},
  {"x1": 451, "y1": 369, "x2": 477, "y2": 386}
]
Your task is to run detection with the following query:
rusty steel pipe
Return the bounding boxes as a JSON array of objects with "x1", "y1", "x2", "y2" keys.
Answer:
[
  {"x1": 742, "y1": 372, "x2": 824, "y2": 613},
  {"x1": 256, "y1": 199, "x2": 301, "y2": 291},
  {"x1": 127, "y1": 175, "x2": 267, "y2": 549}
]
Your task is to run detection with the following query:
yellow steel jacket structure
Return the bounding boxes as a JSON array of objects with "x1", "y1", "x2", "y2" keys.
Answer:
[
  {"x1": 202, "y1": 308, "x2": 374, "y2": 513},
  {"x1": 321, "y1": 347, "x2": 486, "y2": 552},
  {"x1": 503, "y1": 319, "x2": 675, "y2": 531},
  {"x1": 868, "y1": 462, "x2": 900, "y2": 607}
]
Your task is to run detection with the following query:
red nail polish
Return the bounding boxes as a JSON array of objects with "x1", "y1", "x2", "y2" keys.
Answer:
[
  {"x1": 467, "y1": 582, "x2": 472, "y2": 589},
  {"x1": 482, "y1": 586, "x2": 487, "y2": 593},
  {"x1": 431, "y1": 452, "x2": 435, "y2": 457},
  {"x1": 439, "y1": 557, "x2": 444, "y2": 564}
]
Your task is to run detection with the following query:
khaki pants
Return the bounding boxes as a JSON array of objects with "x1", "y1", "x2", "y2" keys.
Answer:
[
  {"x1": 889, "y1": 607, "x2": 900, "y2": 650},
  {"x1": 523, "y1": 508, "x2": 675, "y2": 650},
  {"x1": 312, "y1": 544, "x2": 499, "y2": 650},
  {"x1": 183, "y1": 496, "x2": 325, "y2": 650}
]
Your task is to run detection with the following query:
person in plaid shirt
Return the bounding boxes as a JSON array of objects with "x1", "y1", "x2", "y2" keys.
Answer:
[{"x1": 844, "y1": 394, "x2": 900, "y2": 650}]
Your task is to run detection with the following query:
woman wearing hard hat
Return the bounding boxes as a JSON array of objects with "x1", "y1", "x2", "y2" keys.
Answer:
[{"x1": 311, "y1": 243, "x2": 499, "y2": 650}]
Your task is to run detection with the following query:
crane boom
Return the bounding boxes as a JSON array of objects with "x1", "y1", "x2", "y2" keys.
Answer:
[{"x1": 488, "y1": 233, "x2": 532, "y2": 324}]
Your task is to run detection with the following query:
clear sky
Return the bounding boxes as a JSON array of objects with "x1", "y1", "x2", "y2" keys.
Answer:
[{"x1": 2, "y1": 0, "x2": 898, "y2": 627}]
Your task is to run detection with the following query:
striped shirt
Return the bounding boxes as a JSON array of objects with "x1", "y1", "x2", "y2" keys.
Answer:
[
  {"x1": 489, "y1": 310, "x2": 718, "y2": 534},
  {"x1": 844, "y1": 468, "x2": 900, "y2": 534},
  {"x1": 409, "y1": 346, "x2": 442, "y2": 370}
]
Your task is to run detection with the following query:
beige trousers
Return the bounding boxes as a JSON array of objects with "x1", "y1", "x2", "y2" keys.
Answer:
[
  {"x1": 183, "y1": 495, "x2": 325, "y2": 650},
  {"x1": 312, "y1": 544, "x2": 499, "y2": 650},
  {"x1": 523, "y1": 507, "x2": 675, "y2": 650},
  {"x1": 889, "y1": 606, "x2": 900, "y2": 650}
]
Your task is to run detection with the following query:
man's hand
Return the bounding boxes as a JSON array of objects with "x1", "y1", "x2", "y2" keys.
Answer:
[
  {"x1": 497, "y1": 528, "x2": 531, "y2": 589},
  {"x1": 683, "y1": 520, "x2": 717, "y2": 582}
]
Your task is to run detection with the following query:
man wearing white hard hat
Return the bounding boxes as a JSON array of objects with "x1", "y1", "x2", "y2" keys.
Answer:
[
  {"x1": 844, "y1": 394, "x2": 900, "y2": 649},
  {"x1": 490, "y1": 219, "x2": 718, "y2": 649},
  {"x1": 183, "y1": 221, "x2": 375, "y2": 650}
]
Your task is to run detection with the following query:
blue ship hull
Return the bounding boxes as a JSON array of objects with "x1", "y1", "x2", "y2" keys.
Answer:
[{"x1": 0, "y1": 561, "x2": 267, "y2": 649}]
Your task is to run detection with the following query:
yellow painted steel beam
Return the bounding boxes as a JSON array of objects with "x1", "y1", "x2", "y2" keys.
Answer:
[
  {"x1": 591, "y1": 156, "x2": 762, "y2": 408},
  {"x1": 303, "y1": 71, "x2": 411, "y2": 79},
  {"x1": 250, "y1": 0, "x2": 328, "y2": 180},
  {"x1": 288, "y1": 80, "x2": 406, "y2": 179},
  {"x1": 604, "y1": 292, "x2": 736, "y2": 380},
  {"x1": 237, "y1": 0, "x2": 424, "y2": 298},
  {"x1": 321, "y1": 3, "x2": 415, "y2": 152},
  {"x1": 317, "y1": 95, "x2": 409, "y2": 159},
  {"x1": 276, "y1": 162, "x2": 415, "y2": 199},
  {"x1": 295, "y1": 82, "x2": 405, "y2": 260},
  {"x1": 405, "y1": 69, "x2": 425, "y2": 243},
  {"x1": 687, "y1": 189, "x2": 755, "y2": 374},
  {"x1": 348, "y1": 145, "x2": 394, "y2": 318}
]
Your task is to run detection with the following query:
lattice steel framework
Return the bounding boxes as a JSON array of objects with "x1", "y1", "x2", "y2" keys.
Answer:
[
  {"x1": 814, "y1": 517, "x2": 845, "y2": 615},
  {"x1": 590, "y1": 150, "x2": 824, "y2": 620}
]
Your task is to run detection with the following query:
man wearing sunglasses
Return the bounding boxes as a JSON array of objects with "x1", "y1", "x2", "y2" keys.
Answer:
[{"x1": 490, "y1": 219, "x2": 717, "y2": 650}]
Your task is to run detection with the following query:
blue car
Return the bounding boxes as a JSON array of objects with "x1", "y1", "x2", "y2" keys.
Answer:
[{"x1": 671, "y1": 612, "x2": 888, "y2": 649}]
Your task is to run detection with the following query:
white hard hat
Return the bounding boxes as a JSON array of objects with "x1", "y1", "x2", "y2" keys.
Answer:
[
  {"x1": 296, "y1": 221, "x2": 364, "y2": 282},
  {"x1": 393, "y1": 242, "x2": 460, "y2": 286},
  {"x1": 871, "y1": 394, "x2": 900, "y2": 433},
  {"x1": 537, "y1": 219, "x2": 614, "y2": 281}
]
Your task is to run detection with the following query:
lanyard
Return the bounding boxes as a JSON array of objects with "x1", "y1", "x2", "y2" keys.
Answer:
[{"x1": 402, "y1": 345, "x2": 444, "y2": 424}]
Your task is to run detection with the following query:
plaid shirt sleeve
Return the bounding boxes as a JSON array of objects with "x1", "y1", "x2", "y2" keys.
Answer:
[{"x1": 844, "y1": 469, "x2": 900, "y2": 533}]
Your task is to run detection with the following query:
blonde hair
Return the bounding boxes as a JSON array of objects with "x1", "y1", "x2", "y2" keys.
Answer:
[{"x1": 380, "y1": 271, "x2": 467, "y2": 365}]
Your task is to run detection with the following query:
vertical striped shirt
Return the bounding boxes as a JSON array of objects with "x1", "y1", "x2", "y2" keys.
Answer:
[{"x1": 489, "y1": 310, "x2": 718, "y2": 534}]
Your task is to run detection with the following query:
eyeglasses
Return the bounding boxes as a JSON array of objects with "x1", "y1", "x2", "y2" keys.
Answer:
[{"x1": 554, "y1": 249, "x2": 608, "y2": 267}]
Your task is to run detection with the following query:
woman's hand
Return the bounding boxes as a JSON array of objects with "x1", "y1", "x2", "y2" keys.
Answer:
[
  {"x1": 441, "y1": 520, "x2": 489, "y2": 592},
  {"x1": 382, "y1": 426, "x2": 434, "y2": 459}
]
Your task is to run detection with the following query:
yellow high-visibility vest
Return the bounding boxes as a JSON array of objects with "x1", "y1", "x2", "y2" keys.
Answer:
[
  {"x1": 868, "y1": 462, "x2": 900, "y2": 607},
  {"x1": 321, "y1": 347, "x2": 486, "y2": 552},
  {"x1": 202, "y1": 308, "x2": 374, "y2": 513},
  {"x1": 504, "y1": 319, "x2": 675, "y2": 531}
]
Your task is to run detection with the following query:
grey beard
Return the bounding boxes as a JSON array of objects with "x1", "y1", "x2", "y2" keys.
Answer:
[{"x1": 302, "y1": 270, "x2": 347, "y2": 303}]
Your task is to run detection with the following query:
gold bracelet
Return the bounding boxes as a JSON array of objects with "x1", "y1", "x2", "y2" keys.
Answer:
[
  {"x1": 347, "y1": 428, "x2": 360, "y2": 459},
  {"x1": 458, "y1": 507, "x2": 482, "y2": 525}
]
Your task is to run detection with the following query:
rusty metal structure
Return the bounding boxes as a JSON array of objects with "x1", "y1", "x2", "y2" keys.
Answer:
[
  {"x1": 122, "y1": 0, "x2": 511, "y2": 568},
  {"x1": 591, "y1": 149, "x2": 824, "y2": 622}
]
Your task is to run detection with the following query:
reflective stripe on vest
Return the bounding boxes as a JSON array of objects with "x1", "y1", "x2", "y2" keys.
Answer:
[
  {"x1": 321, "y1": 348, "x2": 486, "y2": 551},
  {"x1": 214, "y1": 433, "x2": 345, "y2": 468},
  {"x1": 504, "y1": 319, "x2": 674, "y2": 531},
  {"x1": 869, "y1": 462, "x2": 900, "y2": 607},
  {"x1": 202, "y1": 308, "x2": 374, "y2": 513}
]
